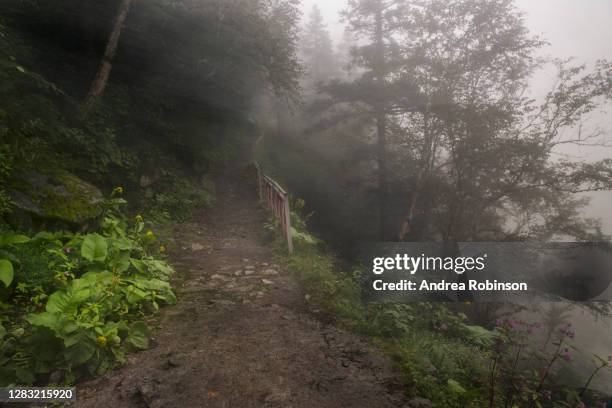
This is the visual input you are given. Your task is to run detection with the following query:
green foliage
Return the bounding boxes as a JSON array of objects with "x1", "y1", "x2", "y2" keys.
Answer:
[
  {"x1": 80, "y1": 234, "x2": 108, "y2": 263},
  {"x1": 0, "y1": 17, "x2": 130, "y2": 180},
  {"x1": 0, "y1": 192, "x2": 175, "y2": 386},
  {"x1": 0, "y1": 144, "x2": 13, "y2": 218},
  {"x1": 0, "y1": 259, "x2": 13, "y2": 287},
  {"x1": 0, "y1": 0, "x2": 302, "y2": 388},
  {"x1": 274, "y1": 228, "x2": 491, "y2": 404},
  {"x1": 148, "y1": 179, "x2": 215, "y2": 223},
  {"x1": 267, "y1": 203, "x2": 365, "y2": 325},
  {"x1": 288, "y1": 198, "x2": 321, "y2": 245},
  {"x1": 267, "y1": 198, "x2": 612, "y2": 407},
  {"x1": 0, "y1": 233, "x2": 31, "y2": 288},
  {"x1": 264, "y1": 197, "x2": 320, "y2": 248},
  {"x1": 0, "y1": 0, "x2": 299, "y2": 225},
  {"x1": 1, "y1": 0, "x2": 302, "y2": 170},
  {"x1": 367, "y1": 303, "x2": 415, "y2": 337}
]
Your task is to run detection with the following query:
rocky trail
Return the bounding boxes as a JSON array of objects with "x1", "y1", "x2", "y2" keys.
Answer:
[{"x1": 75, "y1": 174, "x2": 410, "y2": 408}]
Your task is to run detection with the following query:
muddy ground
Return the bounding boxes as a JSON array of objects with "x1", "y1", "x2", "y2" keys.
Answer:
[{"x1": 75, "y1": 175, "x2": 412, "y2": 408}]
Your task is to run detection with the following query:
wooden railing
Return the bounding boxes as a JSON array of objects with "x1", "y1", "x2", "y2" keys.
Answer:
[{"x1": 253, "y1": 162, "x2": 293, "y2": 253}]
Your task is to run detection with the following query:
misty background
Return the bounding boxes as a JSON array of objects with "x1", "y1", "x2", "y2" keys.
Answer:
[
  {"x1": 301, "y1": 0, "x2": 612, "y2": 234},
  {"x1": 263, "y1": 1, "x2": 612, "y2": 393}
]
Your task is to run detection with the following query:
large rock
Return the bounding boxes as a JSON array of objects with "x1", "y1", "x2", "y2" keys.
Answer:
[{"x1": 8, "y1": 170, "x2": 104, "y2": 226}]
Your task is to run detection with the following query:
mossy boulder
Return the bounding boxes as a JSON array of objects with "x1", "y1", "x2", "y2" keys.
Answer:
[{"x1": 8, "y1": 170, "x2": 104, "y2": 226}]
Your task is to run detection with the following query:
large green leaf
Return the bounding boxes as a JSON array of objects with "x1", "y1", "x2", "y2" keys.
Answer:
[
  {"x1": 0, "y1": 259, "x2": 14, "y2": 287},
  {"x1": 123, "y1": 286, "x2": 148, "y2": 304},
  {"x1": 63, "y1": 330, "x2": 96, "y2": 365},
  {"x1": 81, "y1": 233, "x2": 108, "y2": 262},
  {"x1": 126, "y1": 321, "x2": 150, "y2": 350},
  {"x1": 45, "y1": 286, "x2": 91, "y2": 315},
  {"x1": 142, "y1": 259, "x2": 175, "y2": 279},
  {"x1": 131, "y1": 277, "x2": 177, "y2": 304},
  {"x1": 110, "y1": 253, "x2": 131, "y2": 273},
  {"x1": 27, "y1": 312, "x2": 64, "y2": 331},
  {"x1": 130, "y1": 258, "x2": 146, "y2": 274},
  {"x1": 75, "y1": 271, "x2": 113, "y2": 288},
  {"x1": 112, "y1": 237, "x2": 134, "y2": 251},
  {"x1": 0, "y1": 234, "x2": 30, "y2": 246},
  {"x1": 132, "y1": 277, "x2": 172, "y2": 292},
  {"x1": 32, "y1": 231, "x2": 58, "y2": 241}
]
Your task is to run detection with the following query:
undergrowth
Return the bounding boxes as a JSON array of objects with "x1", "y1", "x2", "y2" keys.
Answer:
[
  {"x1": 0, "y1": 188, "x2": 177, "y2": 386},
  {"x1": 147, "y1": 177, "x2": 216, "y2": 225},
  {"x1": 265, "y1": 198, "x2": 612, "y2": 408}
]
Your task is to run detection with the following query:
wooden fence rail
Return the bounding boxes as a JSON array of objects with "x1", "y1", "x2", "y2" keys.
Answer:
[{"x1": 253, "y1": 162, "x2": 293, "y2": 253}]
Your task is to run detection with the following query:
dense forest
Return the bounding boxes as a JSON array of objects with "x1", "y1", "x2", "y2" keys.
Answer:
[
  {"x1": 1, "y1": 0, "x2": 611, "y2": 406},
  {"x1": 260, "y1": 0, "x2": 612, "y2": 250}
]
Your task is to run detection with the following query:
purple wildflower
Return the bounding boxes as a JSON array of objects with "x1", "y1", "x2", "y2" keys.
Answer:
[{"x1": 561, "y1": 348, "x2": 572, "y2": 361}]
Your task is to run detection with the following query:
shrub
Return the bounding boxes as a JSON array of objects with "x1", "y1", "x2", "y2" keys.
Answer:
[
  {"x1": 148, "y1": 178, "x2": 215, "y2": 223},
  {"x1": 0, "y1": 189, "x2": 175, "y2": 385},
  {"x1": 266, "y1": 198, "x2": 612, "y2": 407}
]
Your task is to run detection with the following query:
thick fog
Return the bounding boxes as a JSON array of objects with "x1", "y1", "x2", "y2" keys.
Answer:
[{"x1": 301, "y1": 0, "x2": 612, "y2": 233}]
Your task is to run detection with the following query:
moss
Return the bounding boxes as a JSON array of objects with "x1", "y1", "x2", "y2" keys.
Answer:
[
  {"x1": 42, "y1": 171, "x2": 104, "y2": 223},
  {"x1": 10, "y1": 169, "x2": 104, "y2": 225}
]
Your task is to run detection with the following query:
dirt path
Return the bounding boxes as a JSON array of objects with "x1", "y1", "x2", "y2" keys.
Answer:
[{"x1": 76, "y1": 175, "x2": 409, "y2": 408}]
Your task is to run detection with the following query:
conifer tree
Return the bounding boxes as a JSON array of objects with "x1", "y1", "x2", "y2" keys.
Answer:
[{"x1": 300, "y1": 5, "x2": 337, "y2": 87}]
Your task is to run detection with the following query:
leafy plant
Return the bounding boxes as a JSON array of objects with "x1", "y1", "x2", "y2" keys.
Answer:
[
  {"x1": 266, "y1": 197, "x2": 612, "y2": 407},
  {"x1": 0, "y1": 190, "x2": 176, "y2": 386},
  {"x1": 148, "y1": 179, "x2": 215, "y2": 223},
  {"x1": 0, "y1": 233, "x2": 30, "y2": 288}
]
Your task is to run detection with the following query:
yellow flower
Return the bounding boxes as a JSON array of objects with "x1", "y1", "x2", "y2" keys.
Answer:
[
  {"x1": 96, "y1": 335, "x2": 107, "y2": 347},
  {"x1": 135, "y1": 214, "x2": 143, "y2": 223},
  {"x1": 146, "y1": 230, "x2": 154, "y2": 238},
  {"x1": 159, "y1": 245, "x2": 166, "y2": 253},
  {"x1": 112, "y1": 186, "x2": 124, "y2": 196}
]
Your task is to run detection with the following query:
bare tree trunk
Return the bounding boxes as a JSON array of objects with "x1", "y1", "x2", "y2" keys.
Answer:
[
  {"x1": 82, "y1": 0, "x2": 133, "y2": 114},
  {"x1": 398, "y1": 108, "x2": 433, "y2": 241},
  {"x1": 374, "y1": 2, "x2": 389, "y2": 240},
  {"x1": 376, "y1": 111, "x2": 389, "y2": 240},
  {"x1": 398, "y1": 171, "x2": 423, "y2": 241}
]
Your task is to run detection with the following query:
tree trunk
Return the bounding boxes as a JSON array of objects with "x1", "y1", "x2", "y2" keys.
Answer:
[
  {"x1": 374, "y1": 2, "x2": 389, "y2": 240},
  {"x1": 376, "y1": 111, "x2": 389, "y2": 240},
  {"x1": 398, "y1": 109, "x2": 432, "y2": 240},
  {"x1": 82, "y1": 0, "x2": 133, "y2": 114}
]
